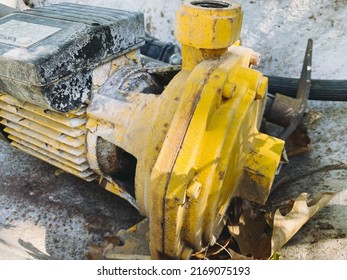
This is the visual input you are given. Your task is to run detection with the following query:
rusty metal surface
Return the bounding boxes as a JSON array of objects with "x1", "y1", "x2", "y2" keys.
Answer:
[
  {"x1": 265, "y1": 39, "x2": 313, "y2": 140},
  {"x1": 103, "y1": 219, "x2": 150, "y2": 260}
]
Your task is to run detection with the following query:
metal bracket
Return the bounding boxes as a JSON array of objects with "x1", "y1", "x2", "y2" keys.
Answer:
[
  {"x1": 103, "y1": 219, "x2": 151, "y2": 260},
  {"x1": 265, "y1": 39, "x2": 313, "y2": 140}
]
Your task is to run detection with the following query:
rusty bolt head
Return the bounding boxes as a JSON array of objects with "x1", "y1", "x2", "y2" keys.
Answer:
[{"x1": 250, "y1": 52, "x2": 261, "y2": 66}]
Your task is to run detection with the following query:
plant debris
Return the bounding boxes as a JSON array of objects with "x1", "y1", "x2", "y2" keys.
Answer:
[{"x1": 193, "y1": 192, "x2": 335, "y2": 260}]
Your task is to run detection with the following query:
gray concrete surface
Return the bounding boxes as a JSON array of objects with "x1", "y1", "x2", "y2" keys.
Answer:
[
  {"x1": 0, "y1": 143, "x2": 142, "y2": 259},
  {"x1": 269, "y1": 101, "x2": 347, "y2": 259}
]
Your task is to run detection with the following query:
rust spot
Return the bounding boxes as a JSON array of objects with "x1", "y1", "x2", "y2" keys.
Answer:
[
  {"x1": 164, "y1": 123, "x2": 169, "y2": 128},
  {"x1": 212, "y1": 20, "x2": 216, "y2": 43},
  {"x1": 155, "y1": 146, "x2": 160, "y2": 152},
  {"x1": 174, "y1": 97, "x2": 180, "y2": 101},
  {"x1": 243, "y1": 167, "x2": 266, "y2": 178},
  {"x1": 100, "y1": 178, "x2": 107, "y2": 189},
  {"x1": 217, "y1": 88, "x2": 222, "y2": 94},
  {"x1": 219, "y1": 171, "x2": 225, "y2": 180}
]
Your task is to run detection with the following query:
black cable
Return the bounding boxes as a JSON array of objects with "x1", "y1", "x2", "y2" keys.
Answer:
[
  {"x1": 140, "y1": 36, "x2": 347, "y2": 102},
  {"x1": 267, "y1": 76, "x2": 347, "y2": 101}
]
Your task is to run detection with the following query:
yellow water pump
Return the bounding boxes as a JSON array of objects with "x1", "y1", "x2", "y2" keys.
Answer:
[{"x1": 0, "y1": 0, "x2": 284, "y2": 259}]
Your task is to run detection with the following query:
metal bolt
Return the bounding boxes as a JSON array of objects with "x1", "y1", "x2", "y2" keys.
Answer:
[
  {"x1": 255, "y1": 77, "x2": 267, "y2": 100},
  {"x1": 187, "y1": 180, "x2": 202, "y2": 199},
  {"x1": 250, "y1": 52, "x2": 261, "y2": 66},
  {"x1": 222, "y1": 82, "x2": 237, "y2": 99},
  {"x1": 169, "y1": 53, "x2": 182, "y2": 65}
]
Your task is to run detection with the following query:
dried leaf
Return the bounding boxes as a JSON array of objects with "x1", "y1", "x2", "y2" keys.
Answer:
[
  {"x1": 227, "y1": 249, "x2": 254, "y2": 260},
  {"x1": 302, "y1": 110, "x2": 322, "y2": 128},
  {"x1": 226, "y1": 192, "x2": 335, "y2": 260},
  {"x1": 87, "y1": 244, "x2": 105, "y2": 260},
  {"x1": 270, "y1": 252, "x2": 281, "y2": 260},
  {"x1": 227, "y1": 200, "x2": 271, "y2": 259},
  {"x1": 192, "y1": 238, "x2": 236, "y2": 260},
  {"x1": 285, "y1": 127, "x2": 311, "y2": 157},
  {"x1": 270, "y1": 192, "x2": 335, "y2": 257}
]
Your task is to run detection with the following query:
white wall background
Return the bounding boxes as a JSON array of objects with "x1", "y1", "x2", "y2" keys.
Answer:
[{"x1": 1, "y1": 0, "x2": 347, "y2": 79}]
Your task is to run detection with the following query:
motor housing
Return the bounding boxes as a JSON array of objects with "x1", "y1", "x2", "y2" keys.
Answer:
[{"x1": 0, "y1": 2, "x2": 144, "y2": 112}]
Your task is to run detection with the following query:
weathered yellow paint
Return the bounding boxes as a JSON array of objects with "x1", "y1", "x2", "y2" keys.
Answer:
[
  {"x1": 235, "y1": 133, "x2": 284, "y2": 204},
  {"x1": 0, "y1": 93, "x2": 86, "y2": 127},
  {"x1": 146, "y1": 0, "x2": 284, "y2": 259},
  {"x1": 86, "y1": 70, "x2": 191, "y2": 213},
  {"x1": 175, "y1": 1, "x2": 242, "y2": 50},
  {"x1": 0, "y1": 92, "x2": 95, "y2": 181},
  {"x1": 85, "y1": 0, "x2": 284, "y2": 259},
  {"x1": 176, "y1": 0, "x2": 242, "y2": 71},
  {"x1": 101, "y1": 177, "x2": 137, "y2": 209},
  {"x1": 0, "y1": 0, "x2": 285, "y2": 260}
]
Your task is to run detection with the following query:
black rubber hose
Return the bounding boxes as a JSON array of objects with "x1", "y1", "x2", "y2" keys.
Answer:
[
  {"x1": 0, "y1": 4, "x2": 18, "y2": 18},
  {"x1": 141, "y1": 36, "x2": 347, "y2": 101},
  {"x1": 268, "y1": 76, "x2": 347, "y2": 101}
]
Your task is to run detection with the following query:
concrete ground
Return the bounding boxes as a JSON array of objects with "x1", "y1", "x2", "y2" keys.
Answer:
[
  {"x1": 0, "y1": 143, "x2": 142, "y2": 259},
  {"x1": 0, "y1": 100, "x2": 346, "y2": 260},
  {"x1": 271, "y1": 101, "x2": 347, "y2": 259}
]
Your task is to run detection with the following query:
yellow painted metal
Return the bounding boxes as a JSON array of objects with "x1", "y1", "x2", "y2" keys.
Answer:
[
  {"x1": 86, "y1": 70, "x2": 190, "y2": 211},
  {"x1": 176, "y1": 1, "x2": 242, "y2": 49},
  {"x1": 0, "y1": 102, "x2": 84, "y2": 137},
  {"x1": 12, "y1": 137, "x2": 89, "y2": 171},
  {"x1": 148, "y1": 54, "x2": 284, "y2": 258},
  {"x1": 0, "y1": 92, "x2": 95, "y2": 181},
  {"x1": 11, "y1": 141, "x2": 96, "y2": 181},
  {"x1": 176, "y1": 0, "x2": 242, "y2": 70},
  {"x1": 146, "y1": 1, "x2": 284, "y2": 259},
  {"x1": 85, "y1": 0, "x2": 284, "y2": 259},
  {"x1": 235, "y1": 133, "x2": 284, "y2": 204},
  {"x1": 0, "y1": 93, "x2": 86, "y2": 127},
  {"x1": 8, "y1": 134, "x2": 86, "y2": 165},
  {"x1": 3, "y1": 125, "x2": 85, "y2": 156},
  {"x1": 0, "y1": 111, "x2": 84, "y2": 147},
  {"x1": 99, "y1": 177, "x2": 137, "y2": 209}
]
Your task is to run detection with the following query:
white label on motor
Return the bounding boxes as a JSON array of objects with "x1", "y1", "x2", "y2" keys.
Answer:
[{"x1": 0, "y1": 20, "x2": 61, "y2": 48}]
